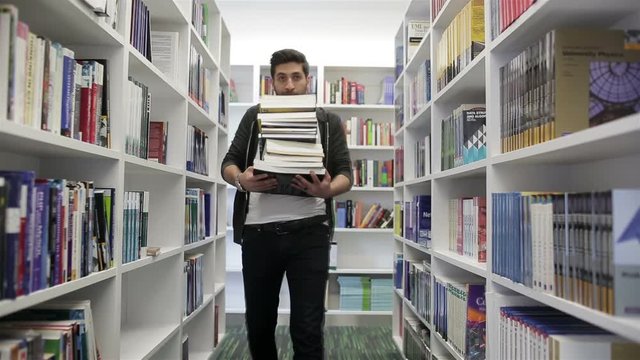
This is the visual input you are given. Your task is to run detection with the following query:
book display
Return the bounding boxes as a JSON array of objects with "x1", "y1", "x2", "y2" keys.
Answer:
[
  {"x1": 393, "y1": 0, "x2": 640, "y2": 359},
  {"x1": 0, "y1": 0, "x2": 230, "y2": 358}
]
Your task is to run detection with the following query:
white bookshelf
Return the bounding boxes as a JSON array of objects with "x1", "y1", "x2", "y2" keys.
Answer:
[
  {"x1": 224, "y1": 64, "x2": 395, "y2": 326},
  {"x1": 393, "y1": 0, "x2": 640, "y2": 359},
  {"x1": 0, "y1": 0, "x2": 230, "y2": 358}
]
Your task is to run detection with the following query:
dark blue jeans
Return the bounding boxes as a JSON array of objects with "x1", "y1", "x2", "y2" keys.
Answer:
[{"x1": 242, "y1": 221, "x2": 330, "y2": 360}]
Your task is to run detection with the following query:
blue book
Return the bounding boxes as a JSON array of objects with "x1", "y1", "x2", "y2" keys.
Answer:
[
  {"x1": 204, "y1": 192, "x2": 211, "y2": 237},
  {"x1": 416, "y1": 195, "x2": 431, "y2": 247}
]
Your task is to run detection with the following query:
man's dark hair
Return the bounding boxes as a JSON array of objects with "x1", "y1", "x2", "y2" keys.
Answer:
[{"x1": 270, "y1": 49, "x2": 310, "y2": 78}]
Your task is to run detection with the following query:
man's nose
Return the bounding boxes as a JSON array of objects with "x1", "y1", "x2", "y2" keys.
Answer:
[{"x1": 285, "y1": 78, "x2": 295, "y2": 89}]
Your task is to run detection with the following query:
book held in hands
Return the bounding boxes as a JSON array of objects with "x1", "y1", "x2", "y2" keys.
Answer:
[{"x1": 253, "y1": 94, "x2": 325, "y2": 196}]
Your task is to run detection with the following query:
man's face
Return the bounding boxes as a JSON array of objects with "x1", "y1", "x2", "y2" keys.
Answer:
[{"x1": 272, "y1": 62, "x2": 309, "y2": 95}]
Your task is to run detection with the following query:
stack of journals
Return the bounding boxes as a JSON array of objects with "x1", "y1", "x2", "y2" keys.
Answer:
[
  {"x1": 254, "y1": 95, "x2": 325, "y2": 197},
  {"x1": 371, "y1": 278, "x2": 393, "y2": 311},
  {"x1": 337, "y1": 276, "x2": 371, "y2": 311}
]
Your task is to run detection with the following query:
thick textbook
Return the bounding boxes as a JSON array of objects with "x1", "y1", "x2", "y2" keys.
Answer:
[{"x1": 259, "y1": 94, "x2": 317, "y2": 113}]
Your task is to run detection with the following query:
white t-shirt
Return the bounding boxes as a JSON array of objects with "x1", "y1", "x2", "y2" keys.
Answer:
[{"x1": 245, "y1": 192, "x2": 326, "y2": 224}]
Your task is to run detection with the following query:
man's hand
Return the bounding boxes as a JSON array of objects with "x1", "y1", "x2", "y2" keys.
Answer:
[
  {"x1": 291, "y1": 170, "x2": 333, "y2": 198},
  {"x1": 239, "y1": 166, "x2": 278, "y2": 192}
]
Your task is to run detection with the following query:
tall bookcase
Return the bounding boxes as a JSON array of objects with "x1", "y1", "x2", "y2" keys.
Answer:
[
  {"x1": 393, "y1": 0, "x2": 640, "y2": 359},
  {"x1": 226, "y1": 64, "x2": 396, "y2": 326},
  {"x1": 0, "y1": 0, "x2": 230, "y2": 359}
]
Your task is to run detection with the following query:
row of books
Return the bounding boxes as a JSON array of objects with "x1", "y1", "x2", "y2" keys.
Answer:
[
  {"x1": 335, "y1": 201, "x2": 393, "y2": 229},
  {"x1": 186, "y1": 125, "x2": 209, "y2": 176},
  {"x1": 492, "y1": 189, "x2": 640, "y2": 316},
  {"x1": 0, "y1": 171, "x2": 114, "y2": 300},
  {"x1": 433, "y1": 279, "x2": 486, "y2": 360},
  {"x1": 395, "y1": 43, "x2": 405, "y2": 80},
  {"x1": 336, "y1": 276, "x2": 393, "y2": 311},
  {"x1": 122, "y1": 191, "x2": 149, "y2": 264},
  {"x1": 130, "y1": 0, "x2": 152, "y2": 61},
  {"x1": 435, "y1": 0, "x2": 485, "y2": 92},
  {"x1": 395, "y1": 92, "x2": 404, "y2": 129},
  {"x1": 500, "y1": 28, "x2": 640, "y2": 153},
  {"x1": 259, "y1": 74, "x2": 318, "y2": 96},
  {"x1": 489, "y1": 0, "x2": 536, "y2": 40},
  {"x1": 496, "y1": 305, "x2": 640, "y2": 359},
  {"x1": 352, "y1": 159, "x2": 394, "y2": 188},
  {"x1": 441, "y1": 104, "x2": 487, "y2": 171},
  {"x1": 188, "y1": 44, "x2": 214, "y2": 113},
  {"x1": 125, "y1": 76, "x2": 151, "y2": 159},
  {"x1": 183, "y1": 253, "x2": 204, "y2": 317},
  {"x1": 191, "y1": 0, "x2": 210, "y2": 44},
  {"x1": 0, "y1": 299, "x2": 99, "y2": 359},
  {"x1": 431, "y1": 0, "x2": 448, "y2": 21},
  {"x1": 449, "y1": 196, "x2": 487, "y2": 263},
  {"x1": 404, "y1": 258, "x2": 432, "y2": 323},
  {"x1": 409, "y1": 59, "x2": 431, "y2": 118},
  {"x1": 403, "y1": 318, "x2": 431, "y2": 360},
  {"x1": 323, "y1": 78, "x2": 365, "y2": 105},
  {"x1": 184, "y1": 188, "x2": 211, "y2": 245},
  {"x1": 344, "y1": 117, "x2": 394, "y2": 147},
  {"x1": 218, "y1": 89, "x2": 228, "y2": 129},
  {"x1": 394, "y1": 145, "x2": 404, "y2": 184},
  {"x1": 400, "y1": 195, "x2": 432, "y2": 248},
  {"x1": 414, "y1": 135, "x2": 431, "y2": 179},
  {"x1": 0, "y1": 6, "x2": 110, "y2": 146}
]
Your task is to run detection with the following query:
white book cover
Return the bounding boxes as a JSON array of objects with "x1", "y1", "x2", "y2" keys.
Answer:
[{"x1": 150, "y1": 31, "x2": 179, "y2": 83}]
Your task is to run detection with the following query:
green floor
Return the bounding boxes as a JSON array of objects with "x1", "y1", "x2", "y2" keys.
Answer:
[{"x1": 213, "y1": 325, "x2": 404, "y2": 359}]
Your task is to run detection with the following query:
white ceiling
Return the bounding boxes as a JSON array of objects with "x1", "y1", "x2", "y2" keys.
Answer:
[{"x1": 217, "y1": 0, "x2": 411, "y2": 66}]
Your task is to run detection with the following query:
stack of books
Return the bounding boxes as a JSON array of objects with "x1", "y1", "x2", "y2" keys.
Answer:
[
  {"x1": 253, "y1": 94, "x2": 325, "y2": 197},
  {"x1": 337, "y1": 276, "x2": 371, "y2": 311}
]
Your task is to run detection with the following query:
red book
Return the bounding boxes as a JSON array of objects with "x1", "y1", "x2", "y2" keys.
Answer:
[
  {"x1": 148, "y1": 121, "x2": 168, "y2": 164},
  {"x1": 79, "y1": 62, "x2": 93, "y2": 143},
  {"x1": 477, "y1": 196, "x2": 487, "y2": 263}
]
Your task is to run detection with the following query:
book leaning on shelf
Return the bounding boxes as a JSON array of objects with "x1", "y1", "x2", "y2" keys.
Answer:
[{"x1": 253, "y1": 94, "x2": 325, "y2": 197}]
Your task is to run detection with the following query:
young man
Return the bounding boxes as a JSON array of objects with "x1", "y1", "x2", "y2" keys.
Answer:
[{"x1": 221, "y1": 49, "x2": 352, "y2": 359}]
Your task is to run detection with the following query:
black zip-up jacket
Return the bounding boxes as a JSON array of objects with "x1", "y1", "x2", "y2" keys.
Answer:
[{"x1": 221, "y1": 105, "x2": 353, "y2": 244}]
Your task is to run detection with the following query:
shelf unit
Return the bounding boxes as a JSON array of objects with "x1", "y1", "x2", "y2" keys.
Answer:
[
  {"x1": 225, "y1": 64, "x2": 396, "y2": 326},
  {"x1": 393, "y1": 0, "x2": 640, "y2": 359},
  {"x1": 0, "y1": 0, "x2": 230, "y2": 358}
]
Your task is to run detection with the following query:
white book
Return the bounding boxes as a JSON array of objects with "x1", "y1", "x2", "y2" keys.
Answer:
[
  {"x1": 257, "y1": 111, "x2": 316, "y2": 120},
  {"x1": 0, "y1": 5, "x2": 17, "y2": 121},
  {"x1": 253, "y1": 159, "x2": 325, "y2": 175},
  {"x1": 13, "y1": 21, "x2": 27, "y2": 125},
  {"x1": 259, "y1": 94, "x2": 317, "y2": 112},
  {"x1": 264, "y1": 139, "x2": 323, "y2": 157},
  {"x1": 262, "y1": 154, "x2": 323, "y2": 163},
  {"x1": 31, "y1": 37, "x2": 45, "y2": 130},
  {"x1": 150, "y1": 31, "x2": 179, "y2": 83}
]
